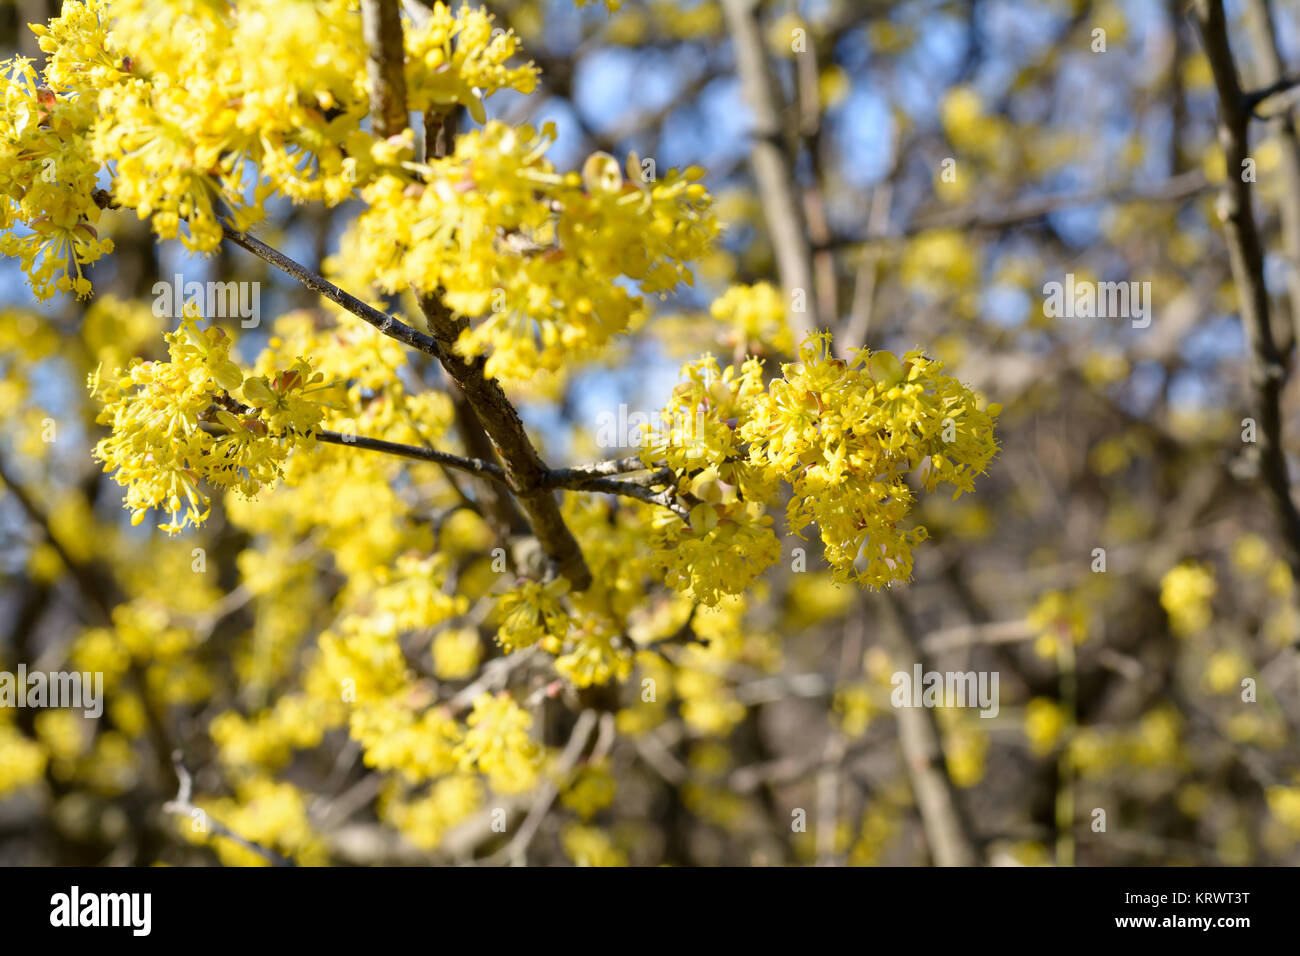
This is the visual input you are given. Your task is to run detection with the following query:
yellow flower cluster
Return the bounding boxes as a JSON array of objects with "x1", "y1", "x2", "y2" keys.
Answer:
[
  {"x1": 0, "y1": 722, "x2": 47, "y2": 796},
  {"x1": 91, "y1": 315, "x2": 344, "y2": 533},
  {"x1": 561, "y1": 823, "x2": 627, "y2": 866},
  {"x1": 405, "y1": 2, "x2": 539, "y2": 120},
  {"x1": 2, "y1": 0, "x2": 537, "y2": 297},
  {"x1": 555, "y1": 624, "x2": 635, "y2": 688},
  {"x1": 560, "y1": 762, "x2": 616, "y2": 819},
  {"x1": 186, "y1": 776, "x2": 327, "y2": 867},
  {"x1": 1067, "y1": 705, "x2": 1188, "y2": 778},
  {"x1": 641, "y1": 333, "x2": 1000, "y2": 600},
  {"x1": 379, "y1": 774, "x2": 484, "y2": 850},
  {"x1": 495, "y1": 577, "x2": 573, "y2": 652},
  {"x1": 352, "y1": 123, "x2": 717, "y2": 382},
  {"x1": 1160, "y1": 561, "x2": 1216, "y2": 636},
  {"x1": 709, "y1": 281, "x2": 794, "y2": 354},
  {"x1": 1024, "y1": 697, "x2": 1068, "y2": 755},
  {"x1": 0, "y1": 55, "x2": 112, "y2": 298},
  {"x1": 455, "y1": 693, "x2": 544, "y2": 794}
]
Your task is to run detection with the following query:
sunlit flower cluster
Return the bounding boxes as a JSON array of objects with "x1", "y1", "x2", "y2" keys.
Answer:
[
  {"x1": 405, "y1": 2, "x2": 539, "y2": 120},
  {"x1": 91, "y1": 315, "x2": 343, "y2": 532},
  {"x1": 709, "y1": 281, "x2": 794, "y2": 354},
  {"x1": 0, "y1": 55, "x2": 112, "y2": 299},
  {"x1": 640, "y1": 333, "x2": 1000, "y2": 600},
  {"x1": 352, "y1": 123, "x2": 717, "y2": 382},
  {"x1": 0, "y1": 0, "x2": 537, "y2": 297}
]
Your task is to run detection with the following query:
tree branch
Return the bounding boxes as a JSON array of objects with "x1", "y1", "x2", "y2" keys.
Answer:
[
  {"x1": 315, "y1": 431, "x2": 686, "y2": 517},
  {"x1": 163, "y1": 751, "x2": 295, "y2": 867},
  {"x1": 721, "y1": 0, "x2": 821, "y2": 341},
  {"x1": 875, "y1": 591, "x2": 983, "y2": 866},
  {"x1": 220, "y1": 225, "x2": 446, "y2": 359},
  {"x1": 818, "y1": 172, "x2": 1211, "y2": 251},
  {"x1": 1244, "y1": 0, "x2": 1300, "y2": 352},
  {"x1": 90, "y1": 190, "x2": 446, "y2": 360},
  {"x1": 356, "y1": 5, "x2": 596, "y2": 590},
  {"x1": 1243, "y1": 71, "x2": 1300, "y2": 116},
  {"x1": 416, "y1": 289, "x2": 592, "y2": 590},
  {"x1": 362, "y1": 0, "x2": 409, "y2": 140},
  {"x1": 316, "y1": 430, "x2": 507, "y2": 481},
  {"x1": 1193, "y1": 0, "x2": 1300, "y2": 578}
]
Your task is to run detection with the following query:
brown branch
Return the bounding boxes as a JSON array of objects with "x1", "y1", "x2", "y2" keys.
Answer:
[
  {"x1": 818, "y1": 171, "x2": 1212, "y2": 251},
  {"x1": 721, "y1": 0, "x2": 821, "y2": 341},
  {"x1": 1193, "y1": 0, "x2": 1300, "y2": 578},
  {"x1": 220, "y1": 226, "x2": 446, "y2": 359},
  {"x1": 1244, "y1": 0, "x2": 1300, "y2": 352},
  {"x1": 316, "y1": 429, "x2": 684, "y2": 518},
  {"x1": 1244, "y1": 71, "x2": 1300, "y2": 115},
  {"x1": 362, "y1": 0, "x2": 409, "y2": 140},
  {"x1": 316, "y1": 430, "x2": 507, "y2": 480},
  {"x1": 875, "y1": 591, "x2": 983, "y2": 866},
  {"x1": 163, "y1": 751, "x2": 294, "y2": 867},
  {"x1": 355, "y1": 7, "x2": 595, "y2": 590},
  {"x1": 417, "y1": 296, "x2": 592, "y2": 590}
]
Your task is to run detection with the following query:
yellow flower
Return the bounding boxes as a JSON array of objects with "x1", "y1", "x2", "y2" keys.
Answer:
[
  {"x1": 433, "y1": 628, "x2": 482, "y2": 681},
  {"x1": 832, "y1": 683, "x2": 876, "y2": 738},
  {"x1": 1204, "y1": 650, "x2": 1250, "y2": 695},
  {"x1": 709, "y1": 282, "x2": 794, "y2": 354},
  {"x1": 1160, "y1": 561, "x2": 1216, "y2": 636},
  {"x1": 455, "y1": 693, "x2": 543, "y2": 794},
  {"x1": 560, "y1": 762, "x2": 616, "y2": 819},
  {"x1": 1024, "y1": 698, "x2": 1066, "y2": 756},
  {"x1": 0, "y1": 724, "x2": 48, "y2": 796},
  {"x1": 561, "y1": 823, "x2": 627, "y2": 866},
  {"x1": 643, "y1": 333, "x2": 1000, "y2": 598},
  {"x1": 91, "y1": 315, "x2": 339, "y2": 533},
  {"x1": 351, "y1": 122, "x2": 717, "y2": 384},
  {"x1": 1027, "y1": 590, "x2": 1088, "y2": 658},
  {"x1": 1266, "y1": 786, "x2": 1300, "y2": 835},
  {"x1": 495, "y1": 578, "x2": 572, "y2": 652}
]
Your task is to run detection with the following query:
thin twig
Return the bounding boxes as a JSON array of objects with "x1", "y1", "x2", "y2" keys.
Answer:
[
  {"x1": 317, "y1": 430, "x2": 507, "y2": 480},
  {"x1": 721, "y1": 0, "x2": 821, "y2": 340},
  {"x1": 1193, "y1": 0, "x2": 1300, "y2": 578},
  {"x1": 221, "y1": 226, "x2": 446, "y2": 359},
  {"x1": 163, "y1": 751, "x2": 295, "y2": 867},
  {"x1": 488, "y1": 709, "x2": 599, "y2": 866}
]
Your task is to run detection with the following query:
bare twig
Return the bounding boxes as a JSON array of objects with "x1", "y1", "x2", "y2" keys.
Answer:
[
  {"x1": 487, "y1": 709, "x2": 599, "y2": 866},
  {"x1": 1243, "y1": 71, "x2": 1300, "y2": 115},
  {"x1": 362, "y1": 0, "x2": 409, "y2": 140},
  {"x1": 314, "y1": 430, "x2": 686, "y2": 515},
  {"x1": 163, "y1": 751, "x2": 295, "y2": 867},
  {"x1": 1244, "y1": 0, "x2": 1300, "y2": 351},
  {"x1": 316, "y1": 430, "x2": 507, "y2": 481},
  {"x1": 220, "y1": 225, "x2": 446, "y2": 359},
  {"x1": 721, "y1": 0, "x2": 821, "y2": 341},
  {"x1": 819, "y1": 172, "x2": 1212, "y2": 251},
  {"x1": 1193, "y1": 0, "x2": 1300, "y2": 577},
  {"x1": 876, "y1": 591, "x2": 983, "y2": 866}
]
